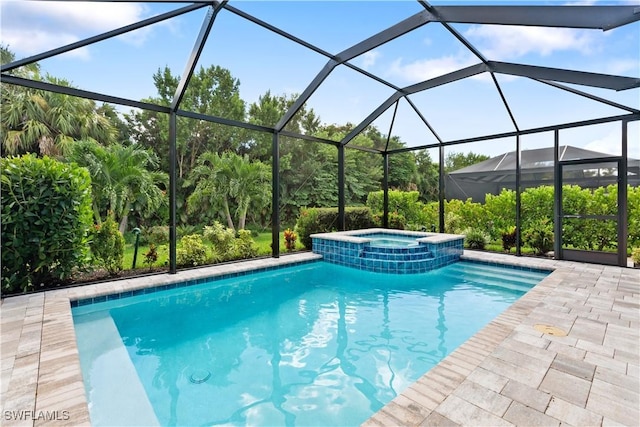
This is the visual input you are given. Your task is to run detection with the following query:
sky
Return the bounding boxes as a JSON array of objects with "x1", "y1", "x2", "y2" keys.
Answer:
[{"x1": 1, "y1": 0, "x2": 639, "y2": 159}]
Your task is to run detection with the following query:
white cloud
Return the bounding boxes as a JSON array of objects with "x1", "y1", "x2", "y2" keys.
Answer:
[
  {"x1": 0, "y1": 1, "x2": 158, "y2": 59},
  {"x1": 463, "y1": 25, "x2": 598, "y2": 60},
  {"x1": 389, "y1": 55, "x2": 471, "y2": 82},
  {"x1": 1, "y1": 29, "x2": 90, "y2": 60},
  {"x1": 388, "y1": 54, "x2": 491, "y2": 84},
  {"x1": 602, "y1": 58, "x2": 640, "y2": 76},
  {"x1": 360, "y1": 50, "x2": 380, "y2": 70},
  {"x1": 584, "y1": 128, "x2": 640, "y2": 160}
]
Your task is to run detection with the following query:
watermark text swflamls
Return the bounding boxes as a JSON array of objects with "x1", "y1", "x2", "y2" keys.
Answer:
[{"x1": 3, "y1": 410, "x2": 70, "y2": 421}]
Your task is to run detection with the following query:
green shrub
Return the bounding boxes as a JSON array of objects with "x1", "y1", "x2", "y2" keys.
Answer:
[
  {"x1": 295, "y1": 207, "x2": 375, "y2": 249},
  {"x1": 485, "y1": 190, "x2": 516, "y2": 240},
  {"x1": 523, "y1": 217, "x2": 554, "y2": 255},
  {"x1": 90, "y1": 216, "x2": 125, "y2": 275},
  {"x1": 176, "y1": 234, "x2": 208, "y2": 267},
  {"x1": 372, "y1": 211, "x2": 406, "y2": 229},
  {"x1": 367, "y1": 190, "x2": 428, "y2": 227},
  {"x1": 464, "y1": 228, "x2": 489, "y2": 250},
  {"x1": 1, "y1": 155, "x2": 93, "y2": 292},
  {"x1": 144, "y1": 225, "x2": 169, "y2": 246},
  {"x1": 236, "y1": 229, "x2": 258, "y2": 259},
  {"x1": 631, "y1": 247, "x2": 640, "y2": 266},
  {"x1": 203, "y1": 221, "x2": 236, "y2": 261},
  {"x1": 345, "y1": 207, "x2": 376, "y2": 230}
]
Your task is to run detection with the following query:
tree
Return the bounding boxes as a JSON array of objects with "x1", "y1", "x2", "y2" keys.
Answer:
[
  {"x1": 127, "y1": 65, "x2": 246, "y2": 179},
  {"x1": 246, "y1": 91, "x2": 320, "y2": 163},
  {"x1": 414, "y1": 149, "x2": 440, "y2": 202},
  {"x1": 186, "y1": 151, "x2": 270, "y2": 230},
  {"x1": 66, "y1": 140, "x2": 167, "y2": 233},
  {"x1": 1, "y1": 47, "x2": 116, "y2": 156},
  {"x1": 445, "y1": 151, "x2": 490, "y2": 172}
]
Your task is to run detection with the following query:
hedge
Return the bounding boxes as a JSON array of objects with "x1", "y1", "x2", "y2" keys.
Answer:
[
  {"x1": 295, "y1": 207, "x2": 375, "y2": 249},
  {"x1": 1, "y1": 155, "x2": 93, "y2": 292}
]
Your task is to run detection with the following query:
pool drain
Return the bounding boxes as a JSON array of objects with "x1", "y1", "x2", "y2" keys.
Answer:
[
  {"x1": 533, "y1": 324, "x2": 567, "y2": 337},
  {"x1": 189, "y1": 369, "x2": 211, "y2": 384}
]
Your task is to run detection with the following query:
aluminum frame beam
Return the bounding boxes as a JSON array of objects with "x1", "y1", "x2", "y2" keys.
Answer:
[
  {"x1": 0, "y1": 3, "x2": 206, "y2": 73},
  {"x1": 386, "y1": 113, "x2": 640, "y2": 155},
  {"x1": 171, "y1": 2, "x2": 226, "y2": 111},
  {"x1": 490, "y1": 61, "x2": 640, "y2": 91},
  {"x1": 275, "y1": 10, "x2": 435, "y2": 131},
  {"x1": 0, "y1": 74, "x2": 171, "y2": 113},
  {"x1": 430, "y1": 6, "x2": 640, "y2": 31},
  {"x1": 420, "y1": 2, "x2": 521, "y2": 133},
  {"x1": 534, "y1": 80, "x2": 640, "y2": 114},
  {"x1": 340, "y1": 63, "x2": 488, "y2": 147}
]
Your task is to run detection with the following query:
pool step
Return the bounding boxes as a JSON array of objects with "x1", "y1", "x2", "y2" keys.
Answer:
[
  {"x1": 440, "y1": 270, "x2": 535, "y2": 293},
  {"x1": 360, "y1": 248, "x2": 433, "y2": 261},
  {"x1": 448, "y1": 262, "x2": 548, "y2": 282},
  {"x1": 441, "y1": 263, "x2": 547, "y2": 292},
  {"x1": 364, "y1": 244, "x2": 432, "y2": 255}
]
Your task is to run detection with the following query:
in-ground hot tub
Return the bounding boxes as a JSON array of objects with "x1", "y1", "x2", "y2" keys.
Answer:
[{"x1": 311, "y1": 228, "x2": 464, "y2": 274}]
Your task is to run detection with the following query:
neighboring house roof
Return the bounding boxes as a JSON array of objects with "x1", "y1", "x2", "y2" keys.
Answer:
[{"x1": 450, "y1": 146, "x2": 635, "y2": 175}]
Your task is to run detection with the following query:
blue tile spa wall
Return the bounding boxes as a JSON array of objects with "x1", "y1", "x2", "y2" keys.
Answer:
[{"x1": 312, "y1": 236, "x2": 464, "y2": 274}]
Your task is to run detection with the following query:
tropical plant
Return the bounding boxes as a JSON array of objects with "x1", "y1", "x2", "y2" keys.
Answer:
[
  {"x1": 187, "y1": 151, "x2": 270, "y2": 230},
  {"x1": 90, "y1": 216, "x2": 125, "y2": 275},
  {"x1": 1, "y1": 48, "x2": 116, "y2": 156},
  {"x1": 144, "y1": 244, "x2": 159, "y2": 271},
  {"x1": 66, "y1": 140, "x2": 167, "y2": 233},
  {"x1": 1, "y1": 154, "x2": 93, "y2": 292},
  {"x1": 464, "y1": 228, "x2": 489, "y2": 250},
  {"x1": 501, "y1": 227, "x2": 517, "y2": 252},
  {"x1": 284, "y1": 228, "x2": 297, "y2": 251}
]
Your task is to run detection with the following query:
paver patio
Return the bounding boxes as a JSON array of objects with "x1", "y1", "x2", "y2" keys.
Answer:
[{"x1": 1, "y1": 251, "x2": 638, "y2": 426}]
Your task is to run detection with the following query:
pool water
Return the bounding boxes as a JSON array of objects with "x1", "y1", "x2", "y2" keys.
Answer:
[
  {"x1": 73, "y1": 261, "x2": 548, "y2": 426},
  {"x1": 360, "y1": 233, "x2": 419, "y2": 247}
]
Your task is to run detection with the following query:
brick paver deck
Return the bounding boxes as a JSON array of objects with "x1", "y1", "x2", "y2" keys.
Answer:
[{"x1": 1, "y1": 251, "x2": 638, "y2": 426}]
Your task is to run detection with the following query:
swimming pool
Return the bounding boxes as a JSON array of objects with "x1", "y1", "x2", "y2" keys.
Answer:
[{"x1": 73, "y1": 260, "x2": 548, "y2": 426}]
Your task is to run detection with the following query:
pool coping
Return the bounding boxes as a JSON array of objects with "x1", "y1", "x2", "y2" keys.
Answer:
[
  {"x1": 1, "y1": 251, "x2": 638, "y2": 426},
  {"x1": 311, "y1": 227, "x2": 463, "y2": 244}
]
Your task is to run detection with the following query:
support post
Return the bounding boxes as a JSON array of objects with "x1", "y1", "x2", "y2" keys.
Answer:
[
  {"x1": 515, "y1": 135, "x2": 522, "y2": 256},
  {"x1": 619, "y1": 120, "x2": 628, "y2": 267},
  {"x1": 439, "y1": 145, "x2": 445, "y2": 233},
  {"x1": 169, "y1": 112, "x2": 177, "y2": 273},
  {"x1": 553, "y1": 130, "x2": 562, "y2": 258},
  {"x1": 383, "y1": 153, "x2": 389, "y2": 229},
  {"x1": 338, "y1": 145, "x2": 345, "y2": 230},
  {"x1": 272, "y1": 132, "x2": 280, "y2": 258}
]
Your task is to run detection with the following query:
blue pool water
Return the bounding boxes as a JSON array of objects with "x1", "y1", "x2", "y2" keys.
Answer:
[
  {"x1": 361, "y1": 233, "x2": 419, "y2": 248},
  {"x1": 73, "y1": 260, "x2": 548, "y2": 426}
]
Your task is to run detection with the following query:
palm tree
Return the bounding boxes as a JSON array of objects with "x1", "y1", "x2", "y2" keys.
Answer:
[
  {"x1": 1, "y1": 47, "x2": 116, "y2": 156},
  {"x1": 187, "y1": 151, "x2": 270, "y2": 230},
  {"x1": 67, "y1": 140, "x2": 168, "y2": 233}
]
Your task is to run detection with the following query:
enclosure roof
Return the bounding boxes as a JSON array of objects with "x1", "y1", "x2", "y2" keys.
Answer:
[{"x1": 1, "y1": 1, "x2": 639, "y2": 153}]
